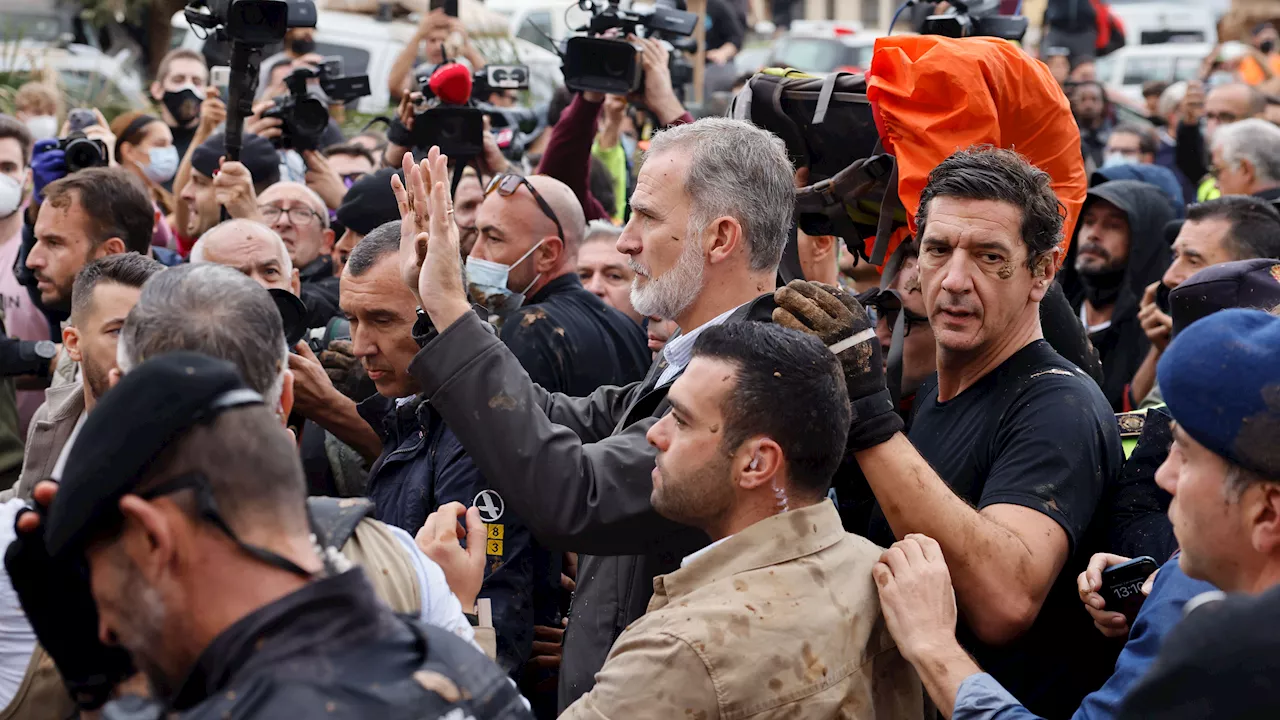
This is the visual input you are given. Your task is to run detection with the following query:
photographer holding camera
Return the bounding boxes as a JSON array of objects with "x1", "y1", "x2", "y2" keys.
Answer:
[{"x1": 388, "y1": 8, "x2": 487, "y2": 101}]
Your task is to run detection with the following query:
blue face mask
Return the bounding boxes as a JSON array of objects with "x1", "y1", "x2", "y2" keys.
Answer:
[
  {"x1": 464, "y1": 238, "x2": 547, "y2": 314},
  {"x1": 139, "y1": 145, "x2": 180, "y2": 184}
]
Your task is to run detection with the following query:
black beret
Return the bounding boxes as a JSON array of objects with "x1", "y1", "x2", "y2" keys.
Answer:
[
  {"x1": 336, "y1": 167, "x2": 403, "y2": 236},
  {"x1": 1169, "y1": 258, "x2": 1280, "y2": 336},
  {"x1": 191, "y1": 132, "x2": 281, "y2": 187},
  {"x1": 45, "y1": 352, "x2": 264, "y2": 557}
]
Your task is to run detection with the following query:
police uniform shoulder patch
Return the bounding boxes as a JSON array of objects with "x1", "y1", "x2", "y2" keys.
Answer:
[{"x1": 1116, "y1": 411, "x2": 1146, "y2": 438}]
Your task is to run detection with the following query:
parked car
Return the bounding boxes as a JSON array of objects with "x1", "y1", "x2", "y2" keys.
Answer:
[
  {"x1": 484, "y1": 0, "x2": 591, "y2": 56},
  {"x1": 170, "y1": 7, "x2": 565, "y2": 114},
  {"x1": 1106, "y1": 0, "x2": 1217, "y2": 46},
  {"x1": 766, "y1": 22, "x2": 882, "y2": 75},
  {"x1": 1093, "y1": 42, "x2": 1214, "y2": 103},
  {"x1": 0, "y1": 44, "x2": 151, "y2": 117}
]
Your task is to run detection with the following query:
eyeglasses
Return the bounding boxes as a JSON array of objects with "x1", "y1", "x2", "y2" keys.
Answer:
[
  {"x1": 1205, "y1": 111, "x2": 1240, "y2": 124},
  {"x1": 259, "y1": 204, "x2": 323, "y2": 226},
  {"x1": 484, "y1": 173, "x2": 565, "y2": 242}
]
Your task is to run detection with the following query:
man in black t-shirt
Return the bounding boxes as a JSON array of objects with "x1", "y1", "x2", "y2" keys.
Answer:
[{"x1": 779, "y1": 147, "x2": 1122, "y2": 719}]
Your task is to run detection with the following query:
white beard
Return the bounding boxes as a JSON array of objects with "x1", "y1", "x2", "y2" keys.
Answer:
[{"x1": 629, "y1": 234, "x2": 705, "y2": 321}]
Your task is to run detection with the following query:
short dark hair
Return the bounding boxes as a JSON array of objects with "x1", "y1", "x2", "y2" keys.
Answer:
[
  {"x1": 916, "y1": 146, "x2": 1065, "y2": 268},
  {"x1": 323, "y1": 142, "x2": 376, "y2": 168},
  {"x1": 70, "y1": 253, "x2": 165, "y2": 325},
  {"x1": 1186, "y1": 195, "x2": 1280, "y2": 260},
  {"x1": 1111, "y1": 123, "x2": 1159, "y2": 156},
  {"x1": 143, "y1": 406, "x2": 310, "y2": 538},
  {"x1": 0, "y1": 114, "x2": 34, "y2": 166},
  {"x1": 41, "y1": 167, "x2": 154, "y2": 254},
  {"x1": 155, "y1": 48, "x2": 206, "y2": 86},
  {"x1": 690, "y1": 322, "x2": 850, "y2": 498},
  {"x1": 1142, "y1": 80, "x2": 1170, "y2": 100},
  {"x1": 346, "y1": 220, "x2": 401, "y2": 277}
]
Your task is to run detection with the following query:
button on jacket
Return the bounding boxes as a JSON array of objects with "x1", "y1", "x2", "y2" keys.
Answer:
[{"x1": 561, "y1": 501, "x2": 923, "y2": 720}]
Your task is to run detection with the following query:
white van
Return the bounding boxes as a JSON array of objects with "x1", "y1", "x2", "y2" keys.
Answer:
[
  {"x1": 169, "y1": 8, "x2": 565, "y2": 114},
  {"x1": 1106, "y1": 0, "x2": 1218, "y2": 47}
]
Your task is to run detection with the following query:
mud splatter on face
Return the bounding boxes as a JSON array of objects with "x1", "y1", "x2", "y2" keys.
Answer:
[{"x1": 996, "y1": 259, "x2": 1016, "y2": 280}]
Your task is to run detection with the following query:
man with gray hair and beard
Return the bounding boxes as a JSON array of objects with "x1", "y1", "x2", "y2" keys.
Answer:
[{"x1": 392, "y1": 118, "x2": 798, "y2": 709}]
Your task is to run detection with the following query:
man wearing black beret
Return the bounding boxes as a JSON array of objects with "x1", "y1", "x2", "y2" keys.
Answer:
[
  {"x1": 4, "y1": 352, "x2": 530, "y2": 718},
  {"x1": 333, "y1": 167, "x2": 403, "y2": 277}
]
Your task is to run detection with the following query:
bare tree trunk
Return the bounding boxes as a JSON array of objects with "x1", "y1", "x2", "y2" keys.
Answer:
[{"x1": 146, "y1": 0, "x2": 190, "y2": 78}]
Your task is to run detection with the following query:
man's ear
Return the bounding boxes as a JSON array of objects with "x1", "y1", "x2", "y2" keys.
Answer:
[
  {"x1": 100, "y1": 237, "x2": 127, "y2": 257},
  {"x1": 534, "y1": 236, "x2": 564, "y2": 274},
  {"x1": 63, "y1": 326, "x2": 82, "y2": 363},
  {"x1": 322, "y1": 228, "x2": 336, "y2": 255},
  {"x1": 291, "y1": 268, "x2": 301, "y2": 296},
  {"x1": 1030, "y1": 248, "x2": 1060, "y2": 301},
  {"x1": 736, "y1": 437, "x2": 784, "y2": 492},
  {"x1": 117, "y1": 494, "x2": 180, "y2": 581},
  {"x1": 1249, "y1": 483, "x2": 1280, "y2": 556},
  {"x1": 706, "y1": 216, "x2": 744, "y2": 267},
  {"x1": 150, "y1": 82, "x2": 163, "y2": 102},
  {"x1": 279, "y1": 368, "x2": 295, "y2": 422},
  {"x1": 107, "y1": 367, "x2": 123, "y2": 389}
]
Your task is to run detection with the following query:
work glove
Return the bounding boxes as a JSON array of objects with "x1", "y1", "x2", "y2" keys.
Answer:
[
  {"x1": 31, "y1": 139, "x2": 67, "y2": 205},
  {"x1": 318, "y1": 340, "x2": 375, "y2": 401},
  {"x1": 4, "y1": 503, "x2": 135, "y2": 710},
  {"x1": 773, "y1": 280, "x2": 903, "y2": 452}
]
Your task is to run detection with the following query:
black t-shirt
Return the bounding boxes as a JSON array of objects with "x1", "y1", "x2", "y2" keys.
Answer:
[{"x1": 868, "y1": 340, "x2": 1124, "y2": 719}]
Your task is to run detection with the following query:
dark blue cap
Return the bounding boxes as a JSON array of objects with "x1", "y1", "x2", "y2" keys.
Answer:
[{"x1": 1158, "y1": 308, "x2": 1280, "y2": 477}]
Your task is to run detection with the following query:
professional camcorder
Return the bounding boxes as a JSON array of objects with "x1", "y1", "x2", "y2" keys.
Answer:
[
  {"x1": 263, "y1": 60, "x2": 372, "y2": 150},
  {"x1": 407, "y1": 61, "x2": 537, "y2": 160},
  {"x1": 917, "y1": 0, "x2": 1027, "y2": 42},
  {"x1": 562, "y1": 0, "x2": 696, "y2": 97}
]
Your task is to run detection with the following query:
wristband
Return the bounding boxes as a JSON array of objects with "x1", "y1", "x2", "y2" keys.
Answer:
[{"x1": 829, "y1": 328, "x2": 876, "y2": 355}]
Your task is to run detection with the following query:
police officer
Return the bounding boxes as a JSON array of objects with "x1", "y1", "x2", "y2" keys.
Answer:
[{"x1": 4, "y1": 352, "x2": 530, "y2": 719}]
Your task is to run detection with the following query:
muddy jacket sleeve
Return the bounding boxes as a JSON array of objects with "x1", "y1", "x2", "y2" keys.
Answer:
[{"x1": 409, "y1": 311, "x2": 693, "y2": 555}]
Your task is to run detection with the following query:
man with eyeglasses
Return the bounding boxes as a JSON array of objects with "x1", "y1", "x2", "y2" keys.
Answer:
[
  {"x1": 460, "y1": 168, "x2": 649, "y2": 397},
  {"x1": 1174, "y1": 81, "x2": 1266, "y2": 201},
  {"x1": 258, "y1": 182, "x2": 342, "y2": 328}
]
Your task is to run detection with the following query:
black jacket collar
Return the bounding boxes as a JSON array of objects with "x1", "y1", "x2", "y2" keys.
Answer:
[
  {"x1": 299, "y1": 255, "x2": 335, "y2": 284},
  {"x1": 169, "y1": 569, "x2": 390, "y2": 711},
  {"x1": 525, "y1": 271, "x2": 584, "y2": 306}
]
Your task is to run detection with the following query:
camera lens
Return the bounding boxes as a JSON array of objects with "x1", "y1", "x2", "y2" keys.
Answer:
[{"x1": 63, "y1": 138, "x2": 105, "y2": 172}]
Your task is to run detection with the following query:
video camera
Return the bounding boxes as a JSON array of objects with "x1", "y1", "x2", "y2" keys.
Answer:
[
  {"x1": 182, "y1": 0, "x2": 315, "y2": 167},
  {"x1": 56, "y1": 133, "x2": 109, "y2": 173},
  {"x1": 407, "y1": 62, "x2": 537, "y2": 160},
  {"x1": 918, "y1": 0, "x2": 1027, "y2": 42},
  {"x1": 263, "y1": 59, "x2": 372, "y2": 150},
  {"x1": 562, "y1": 0, "x2": 696, "y2": 97}
]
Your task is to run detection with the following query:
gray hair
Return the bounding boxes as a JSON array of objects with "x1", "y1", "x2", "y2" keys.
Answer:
[
  {"x1": 191, "y1": 219, "x2": 295, "y2": 276},
  {"x1": 1214, "y1": 119, "x2": 1280, "y2": 186},
  {"x1": 645, "y1": 118, "x2": 794, "y2": 272},
  {"x1": 1223, "y1": 461, "x2": 1280, "y2": 500},
  {"x1": 117, "y1": 264, "x2": 289, "y2": 408},
  {"x1": 584, "y1": 220, "x2": 623, "y2": 245},
  {"x1": 1157, "y1": 81, "x2": 1187, "y2": 120},
  {"x1": 346, "y1": 220, "x2": 402, "y2": 277}
]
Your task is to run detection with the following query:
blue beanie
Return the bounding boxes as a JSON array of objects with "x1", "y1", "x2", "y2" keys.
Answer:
[{"x1": 1158, "y1": 308, "x2": 1280, "y2": 477}]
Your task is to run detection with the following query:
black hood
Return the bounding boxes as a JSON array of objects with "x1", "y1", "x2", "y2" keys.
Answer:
[{"x1": 1060, "y1": 179, "x2": 1174, "y2": 323}]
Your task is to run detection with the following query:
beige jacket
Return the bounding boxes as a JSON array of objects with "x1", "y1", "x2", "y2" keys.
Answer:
[
  {"x1": 562, "y1": 500, "x2": 923, "y2": 720},
  {"x1": 0, "y1": 381, "x2": 84, "y2": 503}
]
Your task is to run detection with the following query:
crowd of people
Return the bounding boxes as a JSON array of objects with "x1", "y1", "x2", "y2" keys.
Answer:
[{"x1": 0, "y1": 6, "x2": 1279, "y2": 720}]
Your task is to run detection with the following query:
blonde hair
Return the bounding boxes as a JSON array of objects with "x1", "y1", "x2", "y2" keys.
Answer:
[{"x1": 14, "y1": 82, "x2": 60, "y2": 117}]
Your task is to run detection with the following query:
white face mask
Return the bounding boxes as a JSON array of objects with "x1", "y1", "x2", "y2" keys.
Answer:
[
  {"x1": 1101, "y1": 152, "x2": 1133, "y2": 169},
  {"x1": 464, "y1": 238, "x2": 547, "y2": 313},
  {"x1": 0, "y1": 173, "x2": 24, "y2": 219},
  {"x1": 24, "y1": 115, "x2": 57, "y2": 141},
  {"x1": 138, "y1": 145, "x2": 180, "y2": 184}
]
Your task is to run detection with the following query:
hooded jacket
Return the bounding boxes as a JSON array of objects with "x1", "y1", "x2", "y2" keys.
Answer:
[
  {"x1": 1060, "y1": 180, "x2": 1174, "y2": 411},
  {"x1": 1091, "y1": 164, "x2": 1186, "y2": 219}
]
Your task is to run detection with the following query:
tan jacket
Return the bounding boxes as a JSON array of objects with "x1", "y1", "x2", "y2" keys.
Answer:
[
  {"x1": 13, "y1": 381, "x2": 84, "y2": 500},
  {"x1": 562, "y1": 500, "x2": 923, "y2": 720}
]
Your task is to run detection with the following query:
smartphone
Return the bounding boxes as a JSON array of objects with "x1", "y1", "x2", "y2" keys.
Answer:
[
  {"x1": 1100, "y1": 556, "x2": 1159, "y2": 624},
  {"x1": 67, "y1": 108, "x2": 96, "y2": 133},
  {"x1": 430, "y1": 0, "x2": 458, "y2": 17},
  {"x1": 210, "y1": 65, "x2": 231, "y2": 95}
]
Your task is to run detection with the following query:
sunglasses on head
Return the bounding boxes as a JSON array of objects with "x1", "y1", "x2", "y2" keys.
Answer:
[
  {"x1": 858, "y1": 288, "x2": 929, "y2": 337},
  {"x1": 485, "y1": 173, "x2": 565, "y2": 242}
]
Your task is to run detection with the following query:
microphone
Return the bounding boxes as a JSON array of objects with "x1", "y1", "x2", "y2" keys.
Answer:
[{"x1": 429, "y1": 63, "x2": 473, "y2": 106}]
